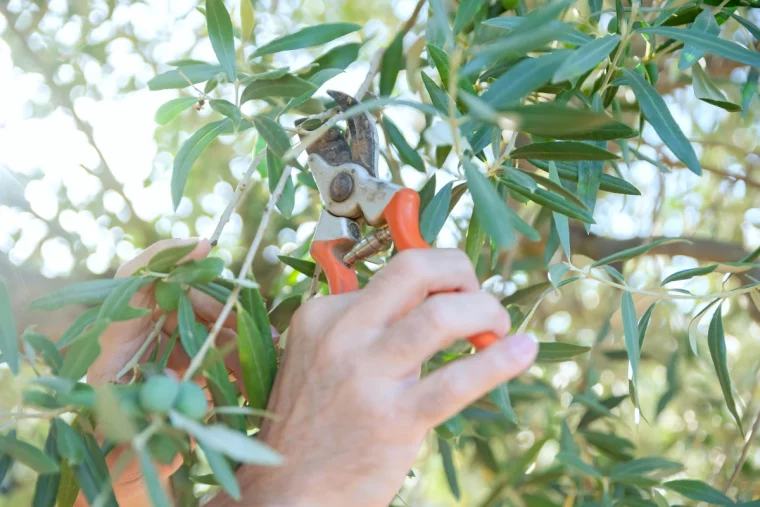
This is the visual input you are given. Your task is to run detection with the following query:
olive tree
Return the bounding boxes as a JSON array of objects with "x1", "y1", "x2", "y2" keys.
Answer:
[{"x1": 2, "y1": 0, "x2": 760, "y2": 505}]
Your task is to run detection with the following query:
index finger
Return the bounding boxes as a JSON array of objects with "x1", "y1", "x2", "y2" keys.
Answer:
[
  {"x1": 116, "y1": 238, "x2": 211, "y2": 278},
  {"x1": 352, "y1": 249, "x2": 480, "y2": 327}
]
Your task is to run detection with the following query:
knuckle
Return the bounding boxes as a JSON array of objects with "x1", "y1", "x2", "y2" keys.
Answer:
[{"x1": 390, "y1": 250, "x2": 430, "y2": 276}]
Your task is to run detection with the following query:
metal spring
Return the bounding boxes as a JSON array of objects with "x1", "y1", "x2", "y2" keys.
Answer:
[{"x1": 342, "y1": 228, "x2": 392, "y2": 265}]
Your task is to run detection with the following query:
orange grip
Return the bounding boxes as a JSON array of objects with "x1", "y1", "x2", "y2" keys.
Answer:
[
  {"x1": 310, "y1": 240, "x2": 359, "y2": 295},
  {"x1": 382, "y1": 189, "x2": 498, "y2": 350}
]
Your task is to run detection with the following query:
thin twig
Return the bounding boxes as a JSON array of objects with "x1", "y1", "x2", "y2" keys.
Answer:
[
  {"x1": 725, "y1": 408, "x2": 760, "y2": 491},
  {"x1": 115, "y1": 314, "x2": 168, "y2": 382},
  {"x1": 184, "y1": 164, "x2": 294, "y2": 381},
  {"x1": 307, "y1": 264, "x2": 323, "y2": 300},
  {"x1": 209, "y1": 149, "x2": 267, "y2": 246},
  {"x1": 357, "y1": 48, "x2": 385, "y2": 99}
]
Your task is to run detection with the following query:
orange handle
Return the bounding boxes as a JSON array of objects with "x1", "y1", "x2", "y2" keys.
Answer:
[
  {"x1": 310, "y1": 239, "x2": 359, "y2": 294},
  {"x1": 383, "y1": 189, "x2": 498, "y2": 350}
]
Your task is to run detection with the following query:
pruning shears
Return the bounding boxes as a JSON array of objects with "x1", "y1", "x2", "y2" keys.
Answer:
[{"x1": 298, "y1": 90, "x2": 496, "y2": 350}]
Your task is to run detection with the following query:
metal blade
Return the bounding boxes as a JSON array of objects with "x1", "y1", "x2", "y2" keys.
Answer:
[
  {"x1": 327, "y1": 90, "x2": 379, "y2": 177},
  {"x1": 295, "y1": 117, "x2": 352, "y2": 167}
]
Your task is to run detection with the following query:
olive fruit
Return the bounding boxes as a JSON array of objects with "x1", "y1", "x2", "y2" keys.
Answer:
[
  {"x1": 500, "y1": 0, "x2": 519, "y2": 10},
  {"x1": 173, "y1": 382, "x2": 208, "y2": 420},
  {"x1": 138, "y1": 375, "x2": 179, "y2": 414}
]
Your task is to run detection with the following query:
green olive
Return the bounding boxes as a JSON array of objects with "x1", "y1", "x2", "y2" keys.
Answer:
[
  {"x1": 173, "y1": 382, "x2": 208, "y2": 420},
  {"x1": 139, "y1": 375, "x2": 179, "y2": 414},
  {"x1": 500, "y1": 0, "x2": 520, "y2": 10}
]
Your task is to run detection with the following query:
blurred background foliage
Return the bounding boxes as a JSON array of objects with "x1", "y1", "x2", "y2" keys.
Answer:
[{"x1": 2, "y1": 0, "x2": 760, "y2": 505}]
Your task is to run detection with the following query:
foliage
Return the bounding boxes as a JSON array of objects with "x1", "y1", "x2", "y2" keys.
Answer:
[{"x1": 2, "y1": 0, "x2": 760, "y2": 505}]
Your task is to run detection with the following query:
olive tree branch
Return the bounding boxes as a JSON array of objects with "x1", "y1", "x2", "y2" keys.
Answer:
[
  {"x1": 183, "y1": 163, "x2": 294, "y2": 381},
  {"x1": 725, "y1": 407, "x2": 760, "y2": 491},
  {"x1": 209, "y1": 149, "x2": 268, "y2": 246},
  {"x1": 114, "y1": 314, "x2": 169, "y2": 382}
]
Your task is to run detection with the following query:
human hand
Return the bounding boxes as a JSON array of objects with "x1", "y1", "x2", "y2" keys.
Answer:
[
  {"x1": 82, "y1": 238, "x2": 245, "y2": 506},
  {"x1": 219, "y1": 249, "x2": 538, "y2": 507}
]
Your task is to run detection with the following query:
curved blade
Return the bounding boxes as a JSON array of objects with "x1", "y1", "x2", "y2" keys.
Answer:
[
  {"x1": 327, "y1": 90, "x2": 379, "y2": 177},
  {"x1": 295, "y1": 117, "x2": 352, "y2": 167}
]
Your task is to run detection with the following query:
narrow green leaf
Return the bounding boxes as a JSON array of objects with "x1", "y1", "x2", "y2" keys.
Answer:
[
  {"x1": 553, "y1": 34, "x2": 620, "y2": 83},
  {"x1": 155, "y1": 97, "x2": 198, "y2": 125},
  {"x1": 167, "y1": 258, "x2": 225, "y2": 285},
  {"x1": 708, "y1": 307, "x2": 743, "y2": 431},
  {"x1": 462, "y1": 0, "x2": 574, "y2": 74},
  {"x1": 465, "y1": 206, "x2": 486, "y2": 264},
  {"x1": 0, "y1": 434, "x2": 59, "y2": 474},
  {"x1": 52, "y1": 419, "x2": 85, "y2": 465},
  {"x1": 57, "y1": 307, "x2": 100, "y2": 350},
  {"x1": 154, "y1": 281, "x2": 182, "y2": 313},
  {"x1": 305, "y1": 43, "x2": 361, "y2": 79},
  {"x1": 692, "y1": 64, "x2": 742, "y2": 112},
  {"x1": 253, "y1": 116, "x2": 290, "y2": 157},
  {"x1": 241, "y1": 74, "x2": 316, "y2": 102},
  {"x1": 591, "y1": 238, "x2": 688, "y2": 267},
  {"x1": 138, "y1": 449, "x2": 172, "y2": 507},
  {"x1": 537, "y1": 342, "x2": 591, "y2": 363},
  {"x1": 284, "y1": 68, "x2": 344, "y2": 113},
  {"x1": 501, "y1": 179, "x2": 593, "y2": 223},
  {"x1": 679, "y1": 8, "x2": 720, "y2": 69},
  {"x1": 380, "y1": 33, "x2": 404, "y2": 96},
  {"x1": 0, "y1": 278, "x2": 19, "y2": 375},
  {"x1": 427, "y1": 44, "x2": 477, "y2": 95},
  {"x1": 638, "y1": 302, "x2": 657, "y2": 350},
  {"x1": 178, "y1": 291, "x2": 205, "y2": 357},
  {"x1": 209, "y1": 99, "x2": 242, "y2": 122},
  {"x1": 32, "y1": 425, "x2": 60, "y2": 507},
  {"x1": 97, "y1": 276, "x2": 153, "y2": 322},
  {"x1": 664, "y1": 479, "x2": 735, "y2": 505},
  {"x1": 501, "y1": 281, "x2": 551, "y2": 306},
  {"x1": 621, "y1": 291, "x2": 640, "y2": 391},
  {"x1": 147, "y1": 242, "x2": 198, "y2": 272},
  {"x1": 56, "y1": 459, "x2": 79, "y2": 507},
  {"x1": 418, "y1": 174, "x2": 437, "y2": 214},
  {"x1": 251, "y1": 22, "x2": 361, "y2": 57},
  {"x1": 500, "y1": 103, "x2": 637, "y2": 141},
  {"x1": 481, "y1": 51, "x2": 571, "y2": 108},
  {"x1": 421, "y1": 72, "x2": 454, "y2": 115},
  {"x1": 202, "y1": 445, "x2": 241, "y2": 500},
  {"x1": 556, "y1": 451, "x2": 601, "y2": 477},
  {"x1": 438, "y1": 437, "x2": 461, "y2": 500},
  {"x1": 510, "y1": 141, "x2": 619, "y2": 161},
  {"x1": 237, "y1": 307, "x2": 275, "y2": 410},
  {"x1": 147, "y1": 63, "x2": 223, "y2": 90},
  {"x1": 453, "y1": 0, "x2": 487, "y2": 34},
  {"x1": 463, "y1": 158, "x2": 515, "y2": 250},
  {"x1": 206, "y1": 0, "x2": 236, "y2": 81},
  {"x1": 530, "y1": 159, "x2": 640, "y2": 195},
  {"x1": 420, "y1": 182, "x2": 452, "y2": 244},
  {"x1": 548, "y1": 263, "x2": 569, "y2": 288},
  {"x1": 639, "y1": 26, "x2": 760, "y2": 68},
  {"x1": 610, "y1": 457, "x2": 684, "y2": 478},
  {"x1": 383, "y1": 117, "x2": 425, "y2": 171},
  {"x1": 548, "y1": 163, "x2": 570, "y2": 256},
  {"x1": 204, "y1": 349, "x2": 246, "y2": 433},
  {"x1": 24, "y1": 332, "x2": 62, "y2": 373},
  {"x1": 266, "y1": 148, "x2": 295, "y2": 218},
  {"x1": 662, "y1": 264, "x2": 718, "y2": 285},
  {"x1": 169, "y1": 411, "x2": 282, "y2": 464},
  {"x1": 59, "y1": 319, "x2": 110, "y2": 380},
  {"x1": 172, "y1": 119, "x2": 231, "y2": 210},
  {"x1": 622, "y1": 68, "x2": 701, "y2": 175},
  {"x1": 488, "y1": 383, "x2": 517, "y2": 423},
  {"x1": 29, "y1": 278, "x2": 128, "y2": 312},
  {"x1": 268, "y1": 295, "x2": 302, "y2": 333},
  {"x1": 482, "y1": 17, "x2": 592, "y2": 45},
  {"x1": 576, "y1": 95, "x2": 606, "y2": 233}
]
